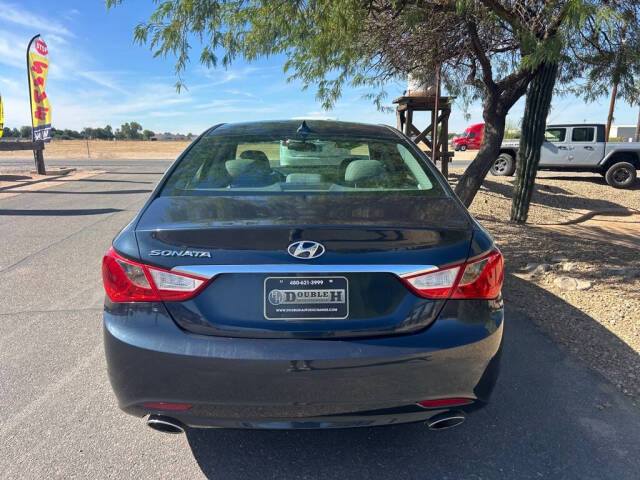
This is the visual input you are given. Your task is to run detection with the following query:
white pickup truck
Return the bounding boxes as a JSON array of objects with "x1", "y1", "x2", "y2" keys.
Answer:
[{"x1": 490, "y1": 123, "x2": 639, "y2": 188}]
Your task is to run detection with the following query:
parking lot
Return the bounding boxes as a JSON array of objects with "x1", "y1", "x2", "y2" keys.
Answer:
[{"x1": 1, "y1": 160, "x2": 640, "y2": 479}]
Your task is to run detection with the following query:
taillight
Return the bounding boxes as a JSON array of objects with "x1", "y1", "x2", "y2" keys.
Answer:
[
  {"x1": 401, "y1": 248, "x2": 503, "y2": 300},
  {"x1": 452, "y1": 249, "x2": 503, "y2": 299},
  {"x1": 102, "y1": 247, "x2": 208, "y2": 303},
  {"x1": 403, "y1": 266, "x2": 461, "y2": 299}
]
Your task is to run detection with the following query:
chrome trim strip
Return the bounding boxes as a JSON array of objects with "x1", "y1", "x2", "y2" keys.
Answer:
[{"x1": 172, "y1": 264, "x2": 438, "y2": 279}]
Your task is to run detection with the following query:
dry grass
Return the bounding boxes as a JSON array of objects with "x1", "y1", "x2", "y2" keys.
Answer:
[
  {"x1": 0, "y1": 139, "x2": 371, "y2": 162},
  {"x1": 0, "y1": 140, "x2": 192, "y2": 160}
]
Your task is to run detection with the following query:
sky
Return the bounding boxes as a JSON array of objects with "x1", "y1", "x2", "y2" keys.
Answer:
[{"x1": 0, "y1": 1, "x2": 637, "y2": 135}]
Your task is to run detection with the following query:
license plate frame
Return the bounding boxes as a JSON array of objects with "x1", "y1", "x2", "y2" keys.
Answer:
[{"x1": 263, "y1": 276, "x2": 349, "y2": 320}]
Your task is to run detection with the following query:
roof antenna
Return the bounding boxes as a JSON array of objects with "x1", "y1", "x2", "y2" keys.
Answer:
[{"x1": 297, "y1": 120, "x2": 312, "y2": 135}]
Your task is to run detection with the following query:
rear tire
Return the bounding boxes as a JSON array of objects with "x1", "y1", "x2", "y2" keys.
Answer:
[
  {"x1": 459, "y1": 145, "x2": 467, "y2": 152},
  {"x1": 605, "y1": 162, "x2": 637, "y2": 188},
  {"x1": 490, "y1": 153, "x2": 516, "y2": 176}
]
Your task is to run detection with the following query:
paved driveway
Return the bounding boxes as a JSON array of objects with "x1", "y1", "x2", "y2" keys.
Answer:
[{"x1": 1, "y1": 162, "x2": 639, "y2": 479}]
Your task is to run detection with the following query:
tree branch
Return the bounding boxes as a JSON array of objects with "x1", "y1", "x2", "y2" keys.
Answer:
[{"x1": 466, "y1": 20, "x2": 496, "y2": 92}]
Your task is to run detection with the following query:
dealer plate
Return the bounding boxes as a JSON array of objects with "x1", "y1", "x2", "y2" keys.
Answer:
[{"x1": 264, "y1": 276, "x2": 349, "y2": 320}]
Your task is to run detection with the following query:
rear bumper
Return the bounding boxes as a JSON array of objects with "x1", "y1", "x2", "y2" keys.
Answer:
[{"x1": 103, "y1": 299, "x2": 503, "y2": 429}]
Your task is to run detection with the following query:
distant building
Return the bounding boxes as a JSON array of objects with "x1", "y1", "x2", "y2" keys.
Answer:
[
  {"x1": 609, "y1": 125, "x2": 637, "y2": 142},
  {"x1": 150, "y1": 133, "x2": 195, "y2": 141}
]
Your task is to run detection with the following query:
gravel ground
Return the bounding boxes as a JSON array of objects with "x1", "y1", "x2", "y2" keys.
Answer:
[{"x1": 451, "y1": 168, "x2": 640, "y2": 405}]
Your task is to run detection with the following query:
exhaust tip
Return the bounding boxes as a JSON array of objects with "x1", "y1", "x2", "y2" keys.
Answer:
[
  {"x1": 146, "y1": 415, "x2": 185, "y2": 434},
  {"x1": 425, "y1": 410, "x2": 466, "y2": 430}
]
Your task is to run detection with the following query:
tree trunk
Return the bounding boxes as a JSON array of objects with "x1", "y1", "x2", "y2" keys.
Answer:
[
  {"x1": 510, "y1": 62, "x2": 558, "y2": 224},
  {"x1": 454, "y1": 102, "x2": 506, "y2": 207},
  {"x1": 605, "y1": 81, "x2": 618, "y2": 141},
  {"x1": 634, "y1": 104, "x2": 640, "y2": 142}
]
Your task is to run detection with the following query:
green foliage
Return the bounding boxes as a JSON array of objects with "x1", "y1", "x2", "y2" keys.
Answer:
[
  {"x1": 142, "y1": 129, "x2": 155, "y2": 140},
  {"x1": 565, "y1": 1, "x2": 640, "y2": 105},
  {"x1": 503, "y1": 131, "x2": 520, "y2": 140},
  {"x1": 1, "y1": 127, "x2": 20, "y2": 138},
  {"x1": 52, "y1": 128, "x2": 82, "y2": 139},
  {"x1": 120, "y1": 121, "x2": 143, "y2": 140},
  {"x1": 20, "y1": 123, "x2": 162, "y2": 141},
  {"x1": 106, "y1": 0, "x2": 640, "y2": 208},
  {"x1": 504, "y1": 117, "x2": 521, "y2": 139},
  {"x1": 107, "y1": 0, "x2": 369, "y2": 105},
  {"x1": 19, "y1": 125, "x2": 32, "y2": 138}
]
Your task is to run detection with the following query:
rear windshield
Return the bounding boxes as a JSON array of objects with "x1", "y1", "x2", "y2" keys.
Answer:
[{"x1": 160, "y1": 133, "x2": 446, "y2": 197}]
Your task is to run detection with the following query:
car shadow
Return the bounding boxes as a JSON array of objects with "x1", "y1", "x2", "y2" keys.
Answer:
[
  {"x1": 471, "y1": 175, "x2": 633, "y2": 213},
  {"x1": 542, "y1": 175, "x2": 640, "y2": 191},
  {"x1": 0, "y1": 174, "x2": 67, "y2": 192},
  {"x1": 10, "y1": 188, "x2": 153, "y2": 195},
  {"x1": 185, "y1": 273, "x2": 640, "y2": 479},
  {"x1": 103, "y1": 171, "x2": 166, "y2": 175},
  {"x1": 66, "y1": 178, "x2": 153, "y2": 185},
  {"x1": 0, "y1": 174, "x2": 31, "y2": 182}
]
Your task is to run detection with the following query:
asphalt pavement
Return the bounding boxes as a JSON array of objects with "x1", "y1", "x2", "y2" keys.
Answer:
[{"x1": 1, "y1": 160, "x2": 639, "y2": 479}]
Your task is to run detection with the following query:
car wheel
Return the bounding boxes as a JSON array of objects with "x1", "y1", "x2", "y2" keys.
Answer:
[
  {"x1": 605, "y1": 162, "x2": 637, "y2": 188},
  {"x1": 460, "y1": 145, "x2": 467, "y2": 151},
  {"x1": 490, "y1": 153, "x2": 516, "y2": 176}
]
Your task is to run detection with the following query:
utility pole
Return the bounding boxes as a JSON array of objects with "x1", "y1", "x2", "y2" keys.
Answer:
[
  {"x1": 605, "y1": 23, "x2": 627, "y2": 142},
  {"x1": 605, "y1": 82, "x2": 617, "y2": 142},
  {"x1": 635, "y1": 105, "x2": 640, "y2": 142}
]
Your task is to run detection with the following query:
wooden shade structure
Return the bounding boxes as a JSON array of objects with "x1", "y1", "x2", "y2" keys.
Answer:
[
  {"x1": 393, "y1": 95, "x2": 453, "y2": 177},
  {"x1": 0, "y1": 141, "x2": 46, "y2": 174}
]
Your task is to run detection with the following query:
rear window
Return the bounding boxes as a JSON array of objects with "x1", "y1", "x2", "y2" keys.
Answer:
[{"x1": 160, "y1": 133, "x2": 446, "y2": 197}]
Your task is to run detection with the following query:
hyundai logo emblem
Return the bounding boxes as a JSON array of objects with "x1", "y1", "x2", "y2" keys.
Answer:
[{"x1": 288, "y1": 241, "x2": 325, "y2": 260}]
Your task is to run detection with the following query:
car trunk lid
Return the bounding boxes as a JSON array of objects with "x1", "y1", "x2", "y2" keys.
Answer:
[{"x1": 134, "y1": 194, "x2": 472, "y2": 338}]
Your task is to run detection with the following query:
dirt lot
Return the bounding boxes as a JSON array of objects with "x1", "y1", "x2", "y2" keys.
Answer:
[
  {"x1": 452, "y1": 168, "x2": 640, "y2": 405},
  {"x1": 0, "y1": 140, "x2": 192, "y2": 160}
]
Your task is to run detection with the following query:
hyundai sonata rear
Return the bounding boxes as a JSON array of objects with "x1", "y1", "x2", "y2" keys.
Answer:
[{"x1": 103, "y1": 120, "x2": 503, "y2": 431}]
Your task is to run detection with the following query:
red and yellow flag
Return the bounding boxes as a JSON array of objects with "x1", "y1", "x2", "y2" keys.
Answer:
[{"x1": 27, "y1": 35, "x2": 51, "y2": 142}]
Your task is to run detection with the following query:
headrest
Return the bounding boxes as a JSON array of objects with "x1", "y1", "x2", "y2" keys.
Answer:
[
  {"x1": 225, "y1": 159, "x2": 255, "y2": 177},
  {"x1": 239, "y1": 150, "x2": 270, "y2": 166},
  {"x1": 344, "y1": 159, "x2": 386, "y2": 183}
]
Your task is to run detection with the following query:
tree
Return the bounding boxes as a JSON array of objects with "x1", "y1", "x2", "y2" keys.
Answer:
[
  {"x1": 106, "y1": 0, "x2": 541, "y2": 205},
  {"x1": 509, "y1": 1, "x2": 638, "y2": 223},
  {"x1": 105, "y1": 0, "x2": 624, "y2": 209},
  {"x1": 93, "y1": 125, "x2": 114, "y2": 140},
  {"x1": 489, "y1": 1, "x2": 574, "y2": 224},
  {"x1": 567, "y1": 2, "x2": 640, "y2": 140},
  {"x1": 120, "y1": 121, "x2": 143, "y2": 140},
  {"x1": 142, "y1": 129, "x2": 155, "y2": 140},
  {"x1": 3, "y1": 127, "x2": 18, "y2": 138},
  {"x1": 19, "y1": 126, "x2": 31, "y2": 138},
  {"x1": 82, "y1": 127, "x2": 96, "y2": 139}
]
